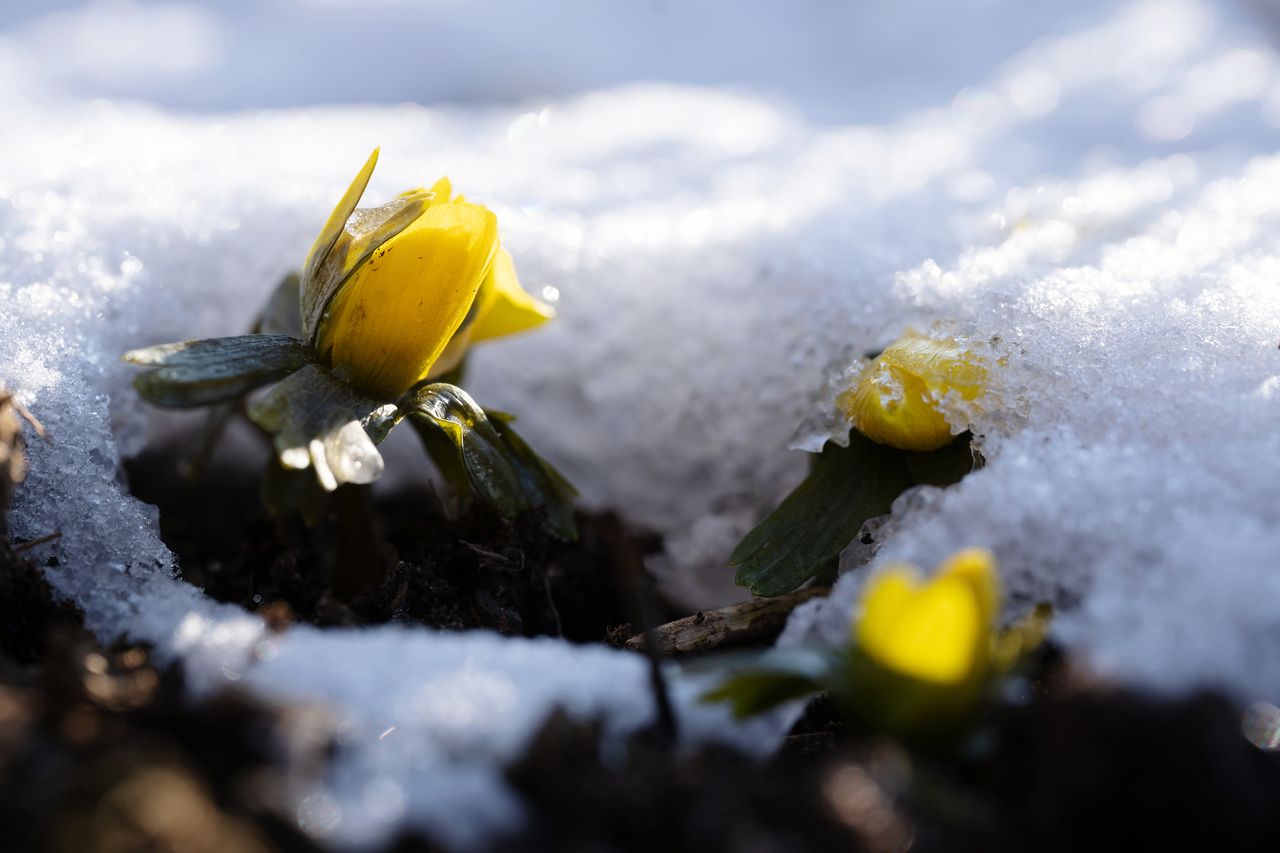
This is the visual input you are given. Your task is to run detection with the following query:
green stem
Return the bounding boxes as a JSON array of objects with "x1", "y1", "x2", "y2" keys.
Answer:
[{"x1": 332, "y1": 484, "x2": 387, "y2": 601}]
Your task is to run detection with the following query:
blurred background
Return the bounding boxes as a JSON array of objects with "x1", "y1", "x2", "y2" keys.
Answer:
[{"x1": 3, "y1": 0, "x2": 1271, "y2": 125}]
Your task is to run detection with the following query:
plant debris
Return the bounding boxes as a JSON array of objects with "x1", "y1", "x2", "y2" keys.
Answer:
[{"x1": 624, "y1": 585, "x2": 829, "y2": 655}]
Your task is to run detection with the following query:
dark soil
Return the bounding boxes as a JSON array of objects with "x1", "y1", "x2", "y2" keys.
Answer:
[
  {"x1": 494, "y1": 711, "x2": 875, "y2": 853},
  {"x1": 975, "y1": 685, "x2": 1280, "y2": 852},
  {"x1": 479, "y1": 661, "x2": 1280, "y2": 853},
  {"x1": 123, "y1": 439, "x2": 664, "y2": 644},
  {"x1": 5, "y1": 601, "x2": 1279, "y2": 852},
  {"x1": 0, "y1": 542, "x2": 83, "y2": 667},
  {"x1": 1, "y1": 436, "x2": 1277, "y2": 851},
  {"x1": 0, "y1": 633, "x2": 327, "y2": 853}
]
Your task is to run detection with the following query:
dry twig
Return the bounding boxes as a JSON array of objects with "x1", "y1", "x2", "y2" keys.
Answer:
[{"x1": 625, "y1": 586, "x2": 829, "y2": 656}]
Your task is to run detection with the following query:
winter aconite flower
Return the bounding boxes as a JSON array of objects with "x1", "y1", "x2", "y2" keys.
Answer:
[
  {"x1": 304, "y1": 156, "x2": 553, "y2": 400},
  {"x1": 848, "y1": 548, "x2": 999, "y2": 731},
  {"x1": 839, "y1": 335, "x2": 987, "y2": 452},
  {"x1": 124, "y1": 150, "x2": 573, "y2": 538},
  {"x1": 705, "y1": 548, "x2": 1048, "y2": 738}
]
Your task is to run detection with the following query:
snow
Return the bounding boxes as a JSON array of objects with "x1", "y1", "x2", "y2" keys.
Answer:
[{"x1": 4, "y1": 0, "x2": 1280, "y2": 846}]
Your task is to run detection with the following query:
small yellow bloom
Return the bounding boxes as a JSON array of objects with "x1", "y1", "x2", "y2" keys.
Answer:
[
  {"x1": 839, "y1": 335, "x2": 987, "y2": 452},
  {"x1": 856, "y1": 548, "x2": 999, "y2": 684},
  {"x1": 305, "y1": 150, "x2": 554, "y2": 400},
  {"x1": 429, "y1": 255, "x2": 555, "y2": 382},
  {"x1": 410, "y1": 177, "x2": 555, "y2": 379},
  {"x1": 848, "y1": 548, "x2": 1000, "y2": 733}
]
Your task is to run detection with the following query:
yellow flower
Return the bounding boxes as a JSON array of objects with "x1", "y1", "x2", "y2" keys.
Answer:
[
  {"x1": 303, "y1": 150, "x2": 554, "y2": 400},
  {"x1": 847, "y1": 548, "x2": 1000, "y2": 733},
  {"x1": 417, "y1": 180, "x2": 555, "y2": 378},
  {"x1": 839, "y1": 335, "x2": 987, "y2": 452}
]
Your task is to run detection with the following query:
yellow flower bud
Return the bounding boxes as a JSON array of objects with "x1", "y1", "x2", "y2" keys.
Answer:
[
  {"x1": 848, "y1": 548, "x2": 1000, "y2": 733},
  {"x1": 839, "y1": 335, "x2": 987, "y2": 452},
  {"x1": 429, "y1": 246, "x2": 556, "y2": 378},
  {"x1": 304, "y1": 150, "x2": 554, "y2": 400},
  {"x1": 412, "y1": 177, "x2": 556, "y2": 379}
]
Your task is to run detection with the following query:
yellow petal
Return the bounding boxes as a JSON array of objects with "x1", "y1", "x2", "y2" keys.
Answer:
[
  {"x1": 429, "y1": 176, "x2": 452, "y2": 204},
  {"x1": 303, "y1": 189, "x2": 437, "y2": 341},
  {"x1": 400, "y1": 178, "x2": 455, "y2": 207},
  {"x1": 844, "y1": 361, "x2": 953, "y2": 451},
  {"x1": 855, "y1": 566, "x2": 921, "y2": 651},
  {"x1": 936, "y1": 547, "x2": 1000, "y2": 629},
  {"x1": 317, "y1": 201, "x2": 499, "y2": 400},
  {"x1": 839, "y1": 335, "x2": 988, "y2": 452},
  {"x1": 428, "y1": 248, "x2": 555, "y2": 377},
  {"x1": 331, "y1": 190, "x2": 435, "y2": 279},
  {"x1": 855, "y1": 549, "x2": 1001, "y2": 687},
  {"x1": 469, "y1": 249, "x2": 555, "y2": 343},
  {"x1": 303, "y1": 148, "x2": 379, "y2": 289},
  {"x1": 865, "y1": 572, "x2": 985, "y2": 685}
]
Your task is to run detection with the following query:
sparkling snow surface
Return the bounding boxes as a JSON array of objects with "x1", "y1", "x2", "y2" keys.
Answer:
[{"x1": 4, "y1": 0, "x2": 1280, "y2": 846}]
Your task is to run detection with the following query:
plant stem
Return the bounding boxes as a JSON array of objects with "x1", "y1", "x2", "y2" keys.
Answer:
[{"x1": 332, "y1": 484, "x2": 387, "y2": 601}]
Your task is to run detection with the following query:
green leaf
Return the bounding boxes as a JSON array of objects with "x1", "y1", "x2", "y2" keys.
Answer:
[
  {"x1": 732, "y1": 431, "x2": 913, "y2": 597},
  {"x1": 252, "y1": 272, "x2": 305, "y2": 338},
  {"x1": 487, "y1": 411, "x2": 579, "y2": 541},
  {"x1": 401, "y1": 383, "x2": 578, "y2": 540},
  {"x1": 404, "y1": 383, "x2": 523, "y2": 513},
  {"x1": 699, "y1": 646, "x2": 841, "y2": 719},
  {"x1": 248, "y1": 364, "x2": 398, "y2": 491},
  {"x1": 904, "y1": 431, "x2": 979, "y2": 487},
  {"x1": 125, "y1": 335, "x2": 314, "y2": 408}
]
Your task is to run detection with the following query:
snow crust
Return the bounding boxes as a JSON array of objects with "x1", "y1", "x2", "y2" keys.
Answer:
[{"x1": 4, "y1": 0, "x2": 1280, "y2": 846}]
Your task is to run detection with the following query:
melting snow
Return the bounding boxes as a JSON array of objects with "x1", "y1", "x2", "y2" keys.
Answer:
[{"x1": 3, "y1": 0, "x2": 1280, "y2": 846}]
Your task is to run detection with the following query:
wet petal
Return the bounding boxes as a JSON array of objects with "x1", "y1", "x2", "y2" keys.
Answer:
[
  {"x1": 317, "y1": 202, "x2": 499, "y2": 399},
  {"x1": 304, "y1": 190, "x2": 434, "y2": 340},
  {"x1": 302, "y1": 148, "x2": 378, "y2": 299},
  {"x1": 840, "y1": 335, "x2": 988, "y2": 452},
  {"x1": 428, "y1": 248, "x2": 554, "y2": 376},
  {"x1": 469, "y1": 248, "x2": 555, "y2": 343}
]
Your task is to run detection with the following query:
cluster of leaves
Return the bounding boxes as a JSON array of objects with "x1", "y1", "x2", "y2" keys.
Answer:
[{"x1": 128, "y1": 273, "x2": 576, "y2": 541}]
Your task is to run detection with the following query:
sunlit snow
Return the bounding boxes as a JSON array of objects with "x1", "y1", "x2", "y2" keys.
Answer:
[{"x1": 3, "y1": 0, "x2": 1280, "y2": 846}]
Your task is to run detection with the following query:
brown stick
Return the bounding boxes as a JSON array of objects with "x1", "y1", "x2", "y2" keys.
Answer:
[
  {"x1": 13, "y1": 531, "x2": 61, "y2": 553},
  {"x1": 624, "y1": 586, "x2": 829, "y2": 656}
]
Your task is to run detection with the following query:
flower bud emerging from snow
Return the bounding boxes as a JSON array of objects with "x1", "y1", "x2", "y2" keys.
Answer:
[
  {"x1": 703, "y1": 546, "x2": 1046, "y2": 731},
  {"x1": 848, "y1": 548, "x2": 1000, "y2": 732},
  {"x1": 304, "y1": 150, "x2": 554, "y2": 400},
  {"x1": 839, "y1": 335, "x2": 987, "y2": 452}
]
